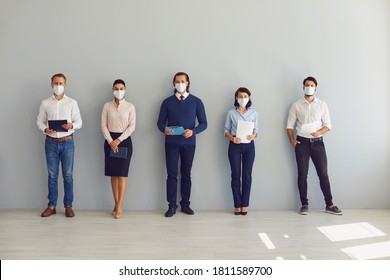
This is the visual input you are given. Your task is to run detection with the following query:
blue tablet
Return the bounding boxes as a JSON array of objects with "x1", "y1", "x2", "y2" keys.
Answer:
[{"x1": 166, "y1": 126, "x2": 185, "y2": 135}]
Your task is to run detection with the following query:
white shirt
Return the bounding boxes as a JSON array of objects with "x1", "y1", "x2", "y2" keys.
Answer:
[
  {"x1": 101, "y1": 99, "x2": 136, "y2": 143},
  {"x1": 286, "y1": 97, "x2": 331, "y2": 138},
  {"x1": 37, "y1": 95, "x2": 82, "y2": 138},
  {"x1": 175, "y1": 91, "x2": 189, "y2": 101}
]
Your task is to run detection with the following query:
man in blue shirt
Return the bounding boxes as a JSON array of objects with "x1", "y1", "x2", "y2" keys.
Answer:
[{"x1": 157, "y1": 72, "x2": 207, "y2": 217}]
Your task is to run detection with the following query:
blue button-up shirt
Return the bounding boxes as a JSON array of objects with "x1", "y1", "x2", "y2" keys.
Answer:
[{"x1": 224, "y1": 107, "x2": 259, "y2": 136}]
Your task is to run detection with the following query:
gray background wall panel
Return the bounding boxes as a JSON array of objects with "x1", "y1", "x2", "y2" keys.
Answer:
[{"x1": 0, "y1": 0, "x2": 389, "y2": 210}]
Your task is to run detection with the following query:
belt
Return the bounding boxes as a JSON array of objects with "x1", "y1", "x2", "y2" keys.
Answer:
[
  {"x1": 297, "y1": 136, "x2": 323, "y2": 143},
  {"x1": 46, "y1": 135, "x2": 73, "y2": 142}
]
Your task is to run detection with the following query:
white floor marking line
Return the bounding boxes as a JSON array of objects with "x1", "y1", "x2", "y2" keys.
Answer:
[{"x1": 258, "y1": 233, "x2": 276, "y2": 249}]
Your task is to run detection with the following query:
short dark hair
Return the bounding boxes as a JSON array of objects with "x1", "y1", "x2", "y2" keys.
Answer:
[
  {"x1": 51, "y1": 73, "x2": 67, "y2": 83},
  {"x1": 234, "y1": 87, "x2": 252, "y2": 109},
  {"x1": 303, "y1": 76, "x2": 318, "y2": 87},
  {"x1": 113, "y1": 79, "x2": 126, "y2": 88},
  {"x1": 173, "y1": 72, "x2": 190, "y2": 93}
]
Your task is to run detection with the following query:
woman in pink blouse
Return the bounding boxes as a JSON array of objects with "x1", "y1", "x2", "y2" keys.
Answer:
[{"x1": 101, "y1": 79, "x2": 136, "y2": 219}]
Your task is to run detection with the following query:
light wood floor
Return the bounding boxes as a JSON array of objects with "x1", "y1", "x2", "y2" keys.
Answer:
[{"x1": 1, "y1": 209, "x2": 389, "y2": 260}]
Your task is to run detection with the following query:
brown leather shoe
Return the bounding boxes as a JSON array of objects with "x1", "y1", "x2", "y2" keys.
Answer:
[
  {"x1": 41, "y1": 206, "x2": 56, "y2": 217},
  {"x1": 65, "y1": 206, "x2": 75, "y2": 218}
]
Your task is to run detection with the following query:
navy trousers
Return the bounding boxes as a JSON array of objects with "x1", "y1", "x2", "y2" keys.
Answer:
[
  {"x1": 165, "y1": 142, "x2": 196, "y2": 208},
  {"x1": 228, "y1": 141, "x2": 255, "y2": 208}
]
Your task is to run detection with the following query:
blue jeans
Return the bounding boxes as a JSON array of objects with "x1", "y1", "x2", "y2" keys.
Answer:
[
  {"x1": 45, "y1": 137, "x2": 75, "y2": 207},
  {"x1": 295, "y1": 136, "x2": 333, "y2": 207},
  {"x1": 228, "y1": 141, "x2": 255, "y2": 208},
  {"x1": 165, "y1": 143, "x2": 196, "y2": 208}
]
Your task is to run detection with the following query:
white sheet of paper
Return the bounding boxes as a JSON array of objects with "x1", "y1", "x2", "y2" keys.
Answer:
[
  {"x1": 236, "y1": 120, "x2": 254, "y2": 143},
  {"x1": 300, "y1": 122, "x2": 318, "y2": 135}
]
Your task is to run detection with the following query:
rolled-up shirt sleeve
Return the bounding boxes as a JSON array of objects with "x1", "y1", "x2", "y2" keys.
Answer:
[
  {"x1": 286, "y1": 105, "x2": 297, "y2": 130},
  {"x1": 37, "y1": 101, "x2": 48, "y2": 133},
  {"x1": 321, "y1": 103, "x2": 331, "y2": 130},
  {"x1": 253, "y1": 111, "x2": 259, "y2": 134},
  {"x1": 71, "y1": 100, "x2": 82, "y2": 130},
  {"x1": 224, "y1": 111, "x2": 232, "y2": 135}
]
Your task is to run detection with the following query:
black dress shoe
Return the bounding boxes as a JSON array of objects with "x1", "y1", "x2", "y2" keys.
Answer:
[
  {"x1": 165, "y1": 206, "x2": 176, "y2": 217},
  {"x1": 181, "y1": 206, "x2": 194, "y2": 215},
  {"x1": 241, "y1": 211, "x2": 248, "y2": 215},
  {"x1": 234, "y1": 211, "x2": 241, "y2": 215}
]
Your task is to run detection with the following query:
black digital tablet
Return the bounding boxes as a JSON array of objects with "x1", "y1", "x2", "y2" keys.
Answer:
[
  {"x1": 48, "y1": 120, "x2": 68, "y2": 132},
  {"x1": 109, "y1": 147, "x2": 128, "y2": 159}
]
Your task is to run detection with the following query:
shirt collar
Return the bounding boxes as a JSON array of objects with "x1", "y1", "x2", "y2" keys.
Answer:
[
  {"x1": 112, "y1": 98, "x2": 126, "y2": 107},
  {"x1": 235, "y1": 106, "x2": 252, "y2": 112},
  {"x1": 175, "y1": 91, "x2": 189, "y2": 100},
  {"x1": 51, "y1": 94, "x2": 67, "y2": 101},
  {"x1": 303, "y1": 96, "x2": 318, "y2": 104}
]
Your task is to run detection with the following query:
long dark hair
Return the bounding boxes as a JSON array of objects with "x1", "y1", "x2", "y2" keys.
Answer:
[
  {"x1": 234, "y1": 87, "x2": 252, "y2": 109},
  {"x1": 173, "y1": 72, "x2": 190, "y2": 93}
]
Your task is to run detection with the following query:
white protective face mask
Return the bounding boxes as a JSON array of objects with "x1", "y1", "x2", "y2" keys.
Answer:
[
  {"x1": 304, "y1": 86, "x2": 315, "y2": 96},
  {"x1": 113, "y1": 90, "x2": 125, "y2": 100},
  {"x1": 237, "y1": 98, "x2": 249, "y2": 107},
  {"x1": 175, "y1": 83, "x2": 187, "y2": 93},
  {"x1": 53, "y1": 85, "x2": 65, "y2": 96}
]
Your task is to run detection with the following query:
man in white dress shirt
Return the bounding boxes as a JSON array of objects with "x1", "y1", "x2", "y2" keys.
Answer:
[
  {"x1": 287, "y1": 76, "x2": 342, "y2": 216},
  {"x1": 37, "y1": 73, "x2": 82, "y2": 218}
]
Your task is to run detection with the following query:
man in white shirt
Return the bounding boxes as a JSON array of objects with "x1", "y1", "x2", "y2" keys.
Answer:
[
  {"x1": 286, "y1": 76, "x2": 342, "y2": 215},
  {"x1": 37, "y1": 73, "x2": 82, "y2": 218}
]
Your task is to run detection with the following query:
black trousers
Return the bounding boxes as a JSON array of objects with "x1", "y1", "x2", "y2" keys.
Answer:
[{"x1": 295, "y1": 136, "x2": 333, "y2": 207}]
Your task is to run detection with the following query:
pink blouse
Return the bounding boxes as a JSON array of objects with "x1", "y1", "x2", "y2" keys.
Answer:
[{"x1": 101, "y1": 99, "x2": 136, "y2": 143}]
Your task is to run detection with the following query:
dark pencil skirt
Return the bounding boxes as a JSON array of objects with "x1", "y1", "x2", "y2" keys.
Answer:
[{"x1": 104, "y1": 132, "x2": 133, "y2": 177}]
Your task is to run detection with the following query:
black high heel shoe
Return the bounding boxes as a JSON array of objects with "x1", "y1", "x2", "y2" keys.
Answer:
[{"x1": 234, "y1": 208, "x2": 242, "y2": 215}]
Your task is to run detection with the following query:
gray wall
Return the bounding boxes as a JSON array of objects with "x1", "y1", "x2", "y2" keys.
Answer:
[{"x1": 0, "y1": 0, "x2": 389, "y2": 210}]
